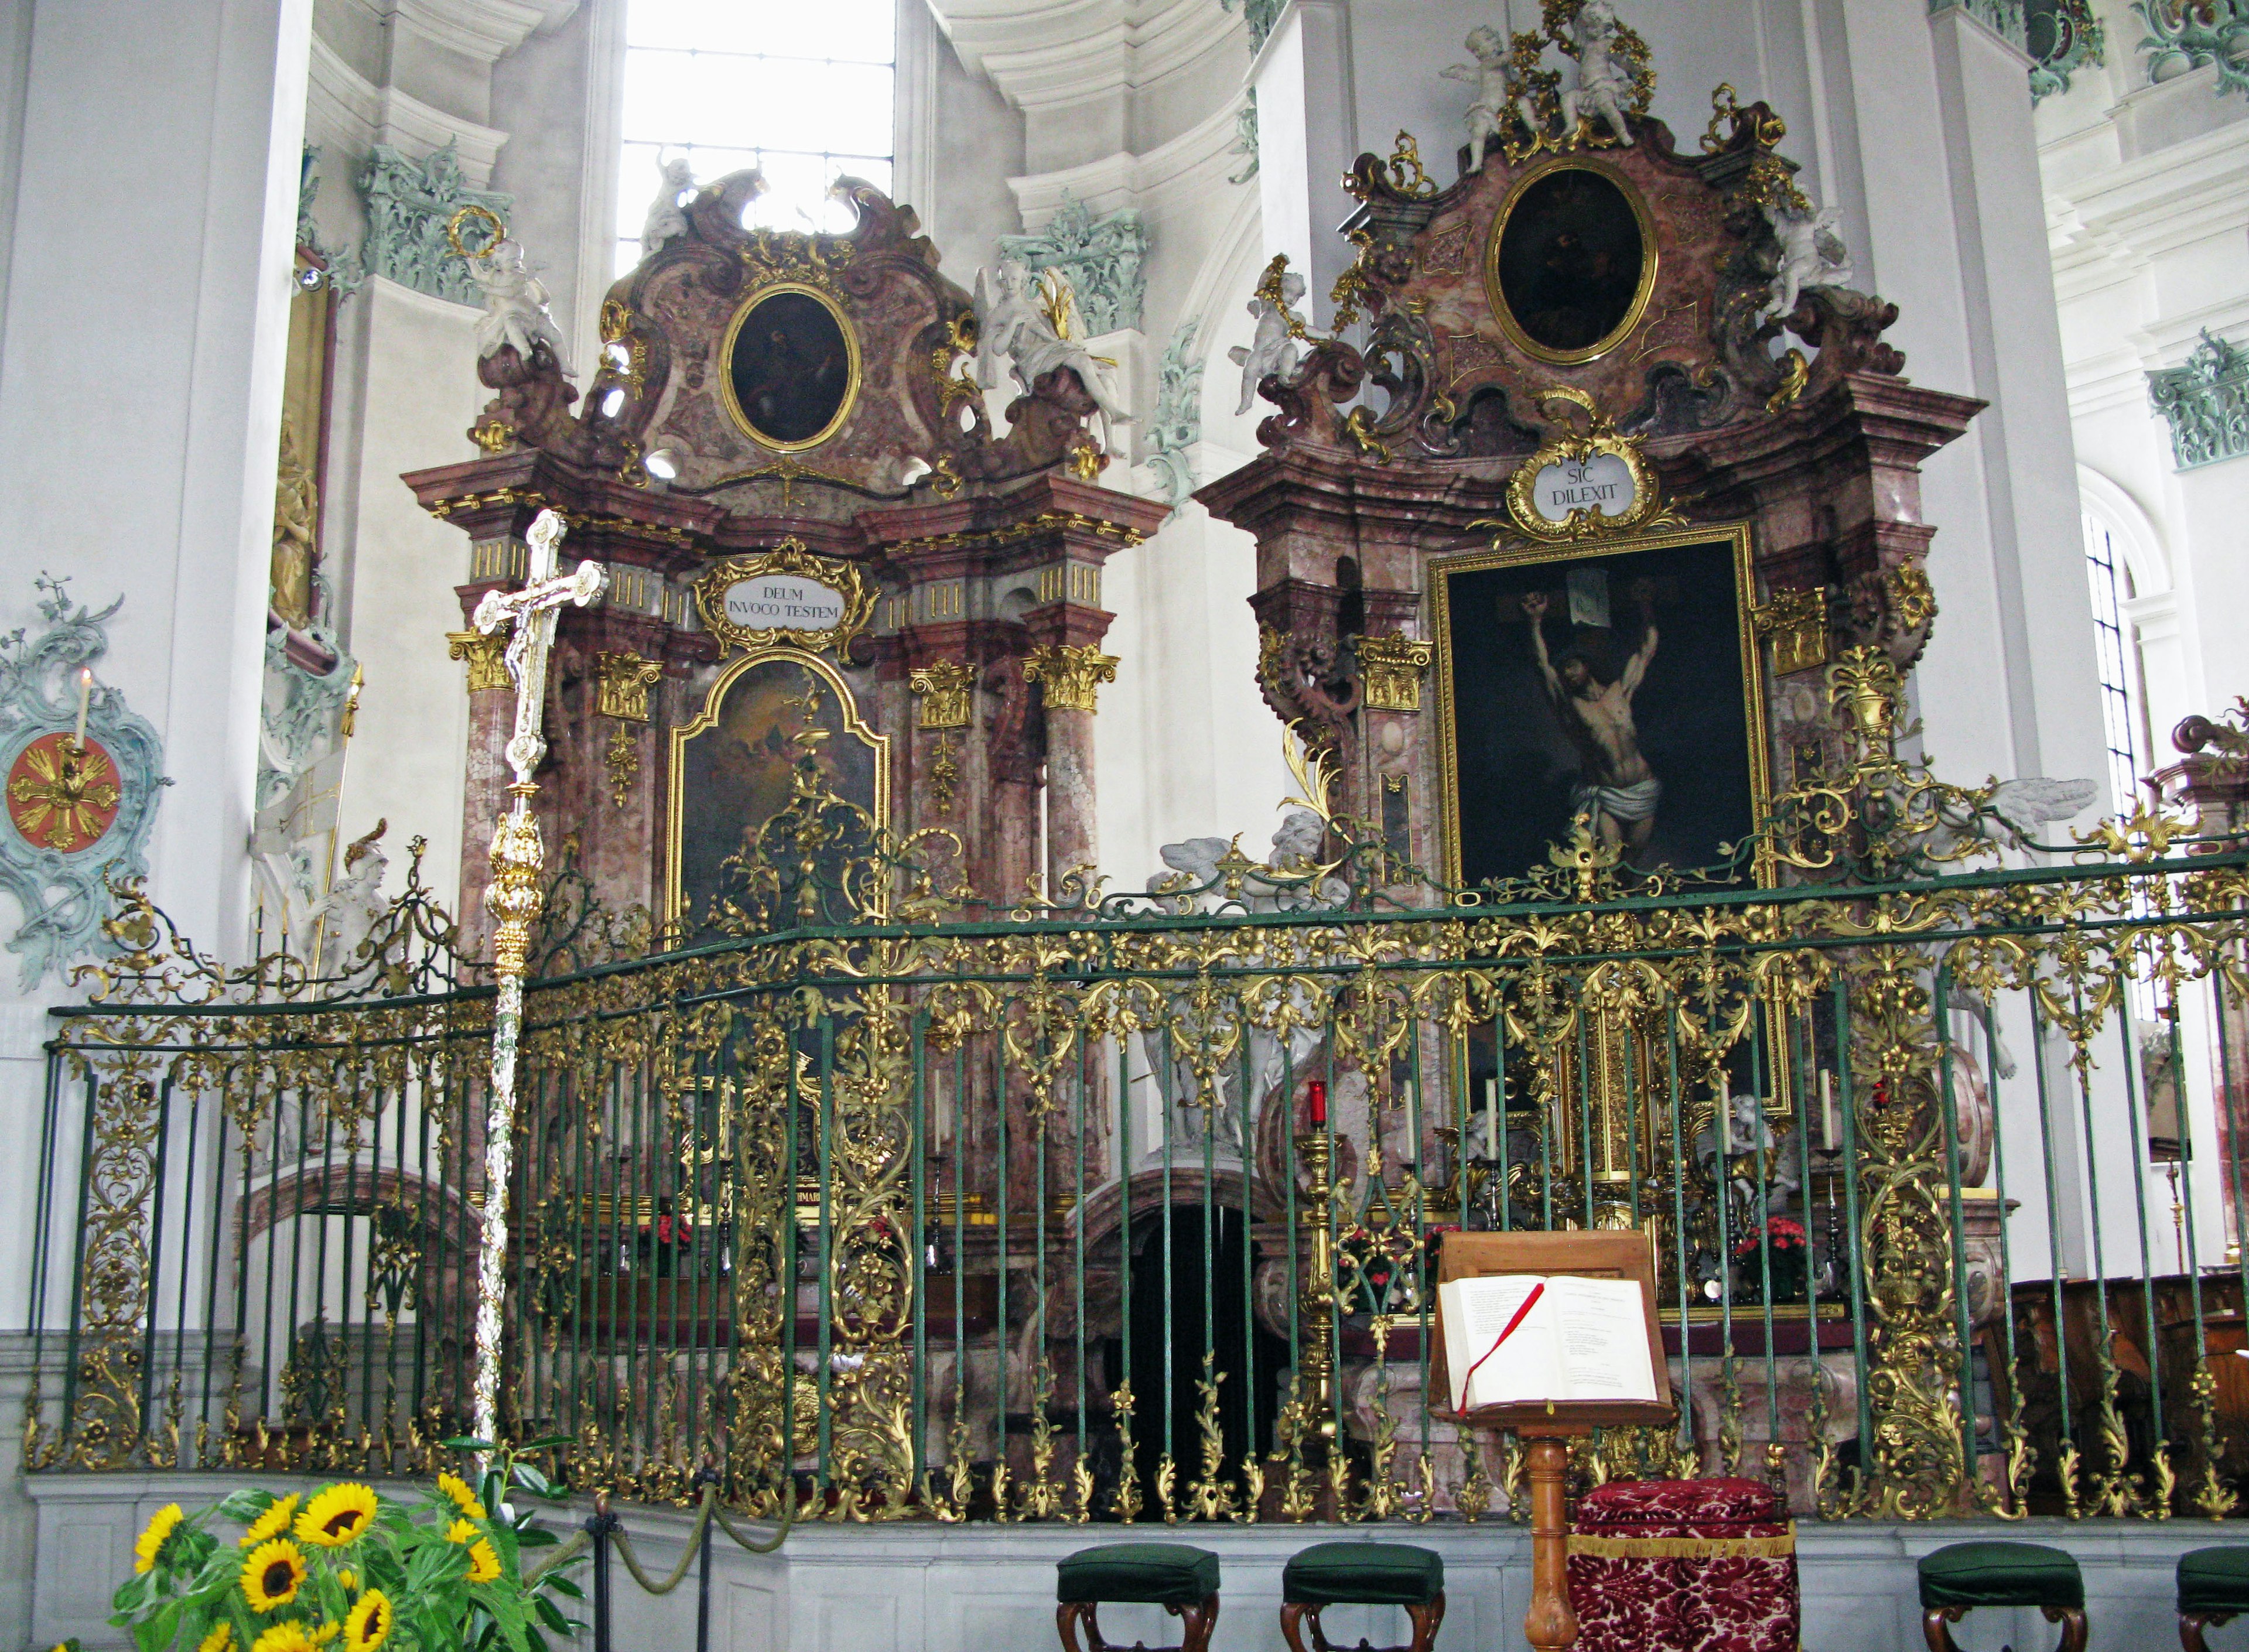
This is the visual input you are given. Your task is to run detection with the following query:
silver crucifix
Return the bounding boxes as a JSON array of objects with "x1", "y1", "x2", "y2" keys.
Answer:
[{"x1": 466, "y1": 507, "x2": 604, "y2": 1451}]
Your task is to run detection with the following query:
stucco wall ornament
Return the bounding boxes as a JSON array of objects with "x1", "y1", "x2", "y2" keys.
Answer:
[
  {"x1": 2136, "y1": 0, "x2": 2249, "y2": 93},
  {"x1": 996, "y1": 191, "x2": 1149, "y2": 336},
  {"x1": 2028, "y1": 0, "x2": 2106, "y2": 99},
  {"x1": 2149, "y1": 329, "x2": 2249, "y2": 468},
  {"x1": 357, "y1": 142, "x2": 513, "y2": 307},
  {"x1": 1148, "y1": 318, "x2": 1206, "y2": 515},
  {"x1": 0, "y1": 576, "x2": 169, "y2": 988}
]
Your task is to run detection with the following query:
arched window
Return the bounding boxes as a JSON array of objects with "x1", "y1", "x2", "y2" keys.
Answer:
[
  {"x1": 2081, "y1": 507, "x2": 2149, "y2": 816},
  {"x1": 613, "y1": 0, "x2": 896, "y2": 275}
]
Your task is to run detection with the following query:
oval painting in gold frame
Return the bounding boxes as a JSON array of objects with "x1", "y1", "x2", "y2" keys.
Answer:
[
  {"x1": 1483, "y1": 156, "x2": 1659, "y2": 368},
  {"x1": 719, "y1": 282, "x2": 862, "y2": 452}
]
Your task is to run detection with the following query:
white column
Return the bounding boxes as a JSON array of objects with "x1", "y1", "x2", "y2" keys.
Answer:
[{"x1": 1252, "y1": 0, "x2": 1357, "y2": 309}]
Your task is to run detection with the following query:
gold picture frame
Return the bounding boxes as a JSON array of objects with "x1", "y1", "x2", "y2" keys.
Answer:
[
  {"x1": 1428, "y1": 519, "x2": 1772, "y2": 891},
  {"x1": 1482, "y1": 155, "x2": 1660, "y2": 368},
  {"x1": 664, "y1": 646, "x2": 891, "y2": 931},
  {"x1": 690, "y1": 539, "x2": 877, "y2": 658},
  {"x1": 718, "y1": 279, "x2": 863, "y2": 452}
]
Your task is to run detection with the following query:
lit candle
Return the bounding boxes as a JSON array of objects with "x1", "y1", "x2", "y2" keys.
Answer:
[
  {"x1": 1307, "y1": 1080, "x2": 1327, "y2": 1128},
  {"x1": 72, "y1": 668, "x2": 90, "y2": 749},
  {"x1": 1483, "y1": 1076, "x2": 1498, "y2": 1160}
]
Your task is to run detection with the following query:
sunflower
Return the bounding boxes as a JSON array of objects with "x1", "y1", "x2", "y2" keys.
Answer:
[
  {"x1": 344, "y1": 1589, "x2": 393, "y2": 1652},
  {"x1": 435, "y1": 1472, "x2": 486, "y2": 1520},
  {"x1": 445, "y1": 1520, "x2": 502, "y2": 1585},
  {"x1": 241, "y1": 1538, "x2": 307, "y2": 1612},
  {"x1": 134, "y1": 1504, "x2": 185, "y2": 1574},
  {"x1": 296, "y1": 1485, "x2": 378, "y2": 1548},
  {"x1": 197, "y1": 1623, "x2": 234, "y2": 1652},
  {"x1": 313, "y1": 1627, "x2": 340, "y2": 1647},
  {"x1": 335, "y1": 1569, "x2": 358, "y2": 1596},
  {"x1": 251, "y1": 1624, "x2": 319, "y2": 1652},
  {"x1": 240, "y1": 1495, "x2": 300, "y2": 1550}
]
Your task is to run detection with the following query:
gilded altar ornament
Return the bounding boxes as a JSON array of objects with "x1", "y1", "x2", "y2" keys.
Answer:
[
  {"x1": 1480, "y1": 387, "x2": 1684, "y2": 541},
  {"x1": 602, "y1": 726, "x2": 640, "y2": 809},
  {"x1": 1355, "y1": 632, "x2": 1434, "y2": 712},
  {"x1": 1766, "y1": 347, "x2": 1809, "y2": 415},
  {"x1": 691, "y1": 541, "x2": 875, "y2": 658},
  {"x1": 446, "y1": 630, "x2": 510, "y2": 693},
  {"x1": 922, "y1": 734, "x2": 963, "y2": 808},
  {"x1": 1887, "y1": 562, "x2": 1938, "y2": 633},
  {"x1": 1752, "y1": 584, "x2": 1828, "y2": 676},
  {"x1": 594, "y1": 650, "x2": 664, "y2": 722},
  {"x1": 908, "y1": 659, "x2": 975, "y2": 730},
  {"x1": 1023, "y1": 644, "x2": 1117, "y2": 713},
  {"x1": 467, "y1": 419, "x2": 516, "y2": 455}
]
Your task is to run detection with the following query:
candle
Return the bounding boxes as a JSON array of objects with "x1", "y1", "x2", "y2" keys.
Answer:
[
  {"x1": 1483, "y1": 1076, "x2": 1499, "y2": 1160},
  {"x1": 72, "y1": 668, "x2": 90, "y2": 749},
  {"x1": 1307, "y1": 1080, "x2": 1327, "y2": 1127},
  {"x1": 1819, "y1": 1069, "x2": 1838, "y2": 1151}
]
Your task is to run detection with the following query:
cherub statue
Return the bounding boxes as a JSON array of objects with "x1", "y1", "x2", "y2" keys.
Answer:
[
  {"x1": 1560, "y1": 0, "x2": 1635, "y2": 146},
  {"x1": 1226, "y1": 264, "x2": 1306, "y2": 416},
  {"x1": 292, "y1": 819, "x2": 389, "y2": 975},
  {"x1": 1919, "y1": 774, "x2": 2098, "y2": 859},
  {"x1": 971, "y1": 258, "x2": 1132, "y2": 430},
  {"x1": 1762, "y1": 195, "x2": 1852, "y2": 321},
  {"x1": 1244, "y1": 808, "x2": 1349, "y2": 912},
  {"x1": 640, "y1": 155, "x2": 696, "y2": 256},
  {"x1": 1695, "y1": 1092, "x2": 1799, "y2": 1210},
  {"x1": 467, "y1": 237, "x2": 575, "y2": 377},
  {"x1": 1442, "y1": 26, "x2": 1542, "y2": 171}
]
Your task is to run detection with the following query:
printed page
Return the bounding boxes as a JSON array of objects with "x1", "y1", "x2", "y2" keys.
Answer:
[
  {"x1": 1439, "y1": 1274, "x2": 1561, "y2": 1410},
  {"x1": 1551, "y1": 1275, "x2": 1659, "y2": 1402}
]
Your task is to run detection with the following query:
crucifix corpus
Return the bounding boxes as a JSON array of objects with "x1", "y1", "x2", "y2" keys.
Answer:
[{"x1": 467, "y1": 507, "x2": 606, "y2": 1448}]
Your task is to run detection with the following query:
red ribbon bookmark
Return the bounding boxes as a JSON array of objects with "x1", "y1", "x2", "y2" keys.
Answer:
[{"x1": 1459, "y1": 1279, "x2": 1545, "y2": 1407}]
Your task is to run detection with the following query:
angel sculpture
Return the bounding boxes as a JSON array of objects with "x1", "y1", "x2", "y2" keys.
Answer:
[
  {"x1": 1763, "y1": 196, "x2": 1852, "y2": 321},
  {"x1": 970, "y1": 259, "x2": 1131, "y2": 430},
  {"x1": 1560, "y1": 0, "x2": 1635, "y2": 146},
  {"x1": 1226, "y1": 265, "x2": 1306, "y2": 416},
  {"x1": 292, "y1": 819, "x2": 389, "y2": 976},
  {"x1": 1694, "y1": 1092, "x2": 1800, "y2": 1210},
  {"x1": 640, "y1": 155, "x2": 696, "y2": 256},
  {"x1": 467, "y1": 237, "x2": 575, "y2": 377},
  {"x1": 1441, "y1": 27, "x2": 1544, "y2": 171},
  {"x1": 1919, "y1": 774, "x2": 2098, "y2": 859}
]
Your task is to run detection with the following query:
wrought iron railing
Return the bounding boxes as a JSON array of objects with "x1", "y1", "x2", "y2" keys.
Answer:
[{"x1": 25, "y1": 654, "x2": 2249, "y2": 1524}]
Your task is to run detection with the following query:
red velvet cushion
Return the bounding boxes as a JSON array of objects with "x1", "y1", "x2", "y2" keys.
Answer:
[{"x1": 1575, "y1": 1476, "x2": 1789, "y2": 1534}]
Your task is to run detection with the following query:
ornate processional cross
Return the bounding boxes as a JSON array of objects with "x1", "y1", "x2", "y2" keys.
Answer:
[{"x1": 467, "y1": 508, "x2": 604, "y2": 1449}]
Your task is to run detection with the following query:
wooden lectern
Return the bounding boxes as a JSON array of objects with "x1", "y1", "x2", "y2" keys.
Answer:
[{"x1": 1430, "y1": 1232, "x2": 1675, "y2": 1652}]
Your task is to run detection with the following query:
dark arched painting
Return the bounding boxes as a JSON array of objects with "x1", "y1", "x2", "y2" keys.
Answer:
[
  {"x1": 726, "y1": 289, "x2": 854, "y2": 446},
  {"x1": 1491, "y1": 165, "x2": 1650, "y2": 357}
]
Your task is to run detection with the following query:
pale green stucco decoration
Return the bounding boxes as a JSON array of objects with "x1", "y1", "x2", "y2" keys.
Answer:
[
  {"x1": 2135, "y1": 0, "x2": 2249, "y2": 94},
  {"x1": 358, "y1": 142, "x2": 512, "y2": 307},
  {"x1": 2027, "y1": 0, "x2": 2107, "y2": 99},
  {"x1": 997, "y1": 193, "x2": 1149, "y2": 336},
  {"x1": 1230, "y1": 91, "x2": 1260, "y2": 184},
  {"x1": 1930, "y1": 0, "x2": 2027, "y2": 48},
  {"x1": 298, "y1": 145, "x2": 366, "y2": 298},
  {"x1": 1147, "y1": 318, "x2": 1206, "y2": 517},
  {"x1": 2148, "y1": 330, "x2": 2249, "y2": 469},
  {"x1": 1226, "y1": 0, "x2": 1284, "y2": 54}
]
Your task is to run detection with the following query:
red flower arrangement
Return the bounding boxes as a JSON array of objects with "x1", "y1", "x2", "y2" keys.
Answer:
[{"x1": 1732, "y1": 1216, "x2": 1807, "y2": 1258}]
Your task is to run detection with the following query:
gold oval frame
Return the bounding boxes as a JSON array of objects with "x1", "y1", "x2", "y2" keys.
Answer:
[
  {"x1": 718, "y1": 281, "x2": 862, "y2": 453},
  {"x1": 1482, "y1": 155, "x2": 1659, "y2": 368}
]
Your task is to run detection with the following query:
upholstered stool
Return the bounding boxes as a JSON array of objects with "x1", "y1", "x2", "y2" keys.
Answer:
[
  {"x1": 1279, "y1": 1541, "x2": 1445, "y2": 1652},
  {"x1": 2179, "y1": 1546, "x2": 2249, "y2": 1652},
  {"x1": 1566, "y1": 1477, "x2": 1797, "y2": 1652},
  {"x1": 1919, "y1": 1541, "x2": 2087, "y2": 1652},
  {"x1": 1057, "y1": 1542, "x2": 1220, "y2": 1652}
]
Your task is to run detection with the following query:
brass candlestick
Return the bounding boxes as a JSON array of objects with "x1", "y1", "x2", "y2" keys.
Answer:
[{"x1": 1295, "y1": 1127, "x2": 1339, "y2": 1441}]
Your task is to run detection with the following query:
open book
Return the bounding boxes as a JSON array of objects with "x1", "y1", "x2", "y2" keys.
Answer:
[{"x1": 1437, "y1": 1274, "x2": 1658, "y2": 1412}]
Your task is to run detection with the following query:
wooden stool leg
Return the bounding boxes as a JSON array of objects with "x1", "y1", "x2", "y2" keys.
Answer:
[
  {"x1": 1406, "y1": 1593, "x2": 1447, "y2": 1652},
  {"x1": 2044, "y1": 1605, "x2": 2088, "y2": 1652},
  {"x1": 2182, "y1": 1612, "x2": 2234, "y2": 1652},
  {"x1": 1057, "y1": 1602, "x2": 1106, "y2": 1652},
  {"x1": 1173, "y1": 1592, "x2": 1219, "y2": 1652},
  {"x1": 1279, "y1": 1602, "x2": 1315, "y2": 1652},
  {"x1": 1925, "y1": 1606, "x2": 1968, "y2": 1652}
]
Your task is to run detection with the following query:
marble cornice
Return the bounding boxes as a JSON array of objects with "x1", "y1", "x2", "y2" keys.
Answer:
[
  {"x1": 1008, "y1": 100, "x2": 1247, "y2": 222},
  {"x1": 306, "y1": 32, "x2": 510, "y2": 186},
  {"x1": 2044, "y1": 121, "x2": 2249, "y2": 294},
  {"x1": 934, "y1": 0, "x2": 1242, "y2": 112}
]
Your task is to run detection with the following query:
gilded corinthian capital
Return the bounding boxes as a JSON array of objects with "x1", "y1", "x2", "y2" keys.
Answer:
[{"x1": 1023, "y1": 644, "x2": 1119, "y2": 714}]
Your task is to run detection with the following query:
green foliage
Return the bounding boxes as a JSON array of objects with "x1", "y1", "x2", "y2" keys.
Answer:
[{"x1": 108, "y1": 1471, "x2": 583, "y2": 1652}]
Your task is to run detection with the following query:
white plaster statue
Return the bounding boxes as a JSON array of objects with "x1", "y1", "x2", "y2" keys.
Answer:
[
  {"x1": 468, "y1": 238, "x2": 575, "y2": 377},
  {"x1": 292, "y1": 819, "x2": 389, "y2": 975},
  {"x1": 1694, "y1": 1092, "x2": 1800, "y2": 1209},
  {"x1": 1560, "y1": 0, "x2": 1635, "y2": 146},
  {"x1": 1921, "y1": 774, "x2": 2099, "y2": 858},
  {"x1": 640, "y1": 155, "x2": 696, "y2": 256},
  {"x1": 971, "y1": 258, "x2": 1132, "y2": 429},
  {"x1": 1442, "y1": 26, "x2": 1542, "y2": 172},
  {"x1": 1762, "y1": 196, "x2": 1852, "y2": 321},
  {"x1": 1226, "y1": 266, "x2": 1306, "y2": 416}
]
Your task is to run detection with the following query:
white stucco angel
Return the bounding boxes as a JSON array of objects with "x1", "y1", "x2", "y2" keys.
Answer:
[
  {"x1": 971, "y1": 258, "x2": 1132, "y2": 429},
  {"x1": 640, "y1": 154, "x2": 696, "y2": 256},
  {"x1": 1762, "y1": 195, "x2": 1853, "y2": 321},
  {"x1": 1442, "y1": 26, "x2": 1542, "y2": 172},
  {"x1": 1560, "y1": 0, "x2": 1635, "y2": 146},
  {"x1": 468, "y1": 237, "x2": 575, "y2": 377},
  {"x1": 1226, "y1": 265, "x2": 1306, "y2": 416},
  {"x1": 292, "y1": 819, "x2": 389, "y2": 976}
]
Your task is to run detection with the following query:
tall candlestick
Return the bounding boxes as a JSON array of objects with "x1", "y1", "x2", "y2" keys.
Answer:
[
  {"x1": 1308, "y1": 1079, "x2": 1327, "y2": 1127},
  {"x1": 73, "y1": 668, "x2": 90, "y2": 749},
  {"x1": 1483, "y1": 1076, "x2": 1499, "y2": 1159}
]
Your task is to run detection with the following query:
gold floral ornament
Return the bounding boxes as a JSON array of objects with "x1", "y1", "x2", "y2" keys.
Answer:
[
  {"x1": 8, "y1": 732, "x2": 121, "y2": 851},
  {"x1": 295, "y1": 1482, "x2": 378, "y2": 1548},
  {"x1": 1023, "y1": 643, "x2": 1118, "y2": 713}
]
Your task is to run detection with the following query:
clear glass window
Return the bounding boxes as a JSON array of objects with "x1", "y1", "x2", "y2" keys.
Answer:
[
  {"x1": 2082, "y1": 510, "x2": 2147, "y2": 818},
  {"x1": 614, "y1": 0, "x2": 896, "y2": 277}
]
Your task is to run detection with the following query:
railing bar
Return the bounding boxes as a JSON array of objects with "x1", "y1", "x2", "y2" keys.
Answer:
[
  {"x1": 1789, "y1": 1001, "x2": 1823, "y2": 1510},
  {"x1": 1978, "y1": 992, "x2": 2022, "y2": 1512},
  {"x1": 1666, "y1": 1018, "x2": 1694, "y2": 1465},
  {"x1": 2212, "y1": 967, "x2": 2249, "y2": 1397},
  {"x1": 993, "y1": 1028, "x2": 1009, "y2": 1504},
  {"x1": 1407, "y1": 1016, "x2": 1429, "y2": 1497},
  {"x1": 2026, "y1": 989, "x2": 2073, "y2": 1472},
  {"x1": 2068, "y1": 977, "x2": 2120, "y2": 1510},
  {"x1": 1114, "y1": 1036, "x2": 1130, "y2": 1521},
  {"x1": 59, "y1": 1069, "x2": 98, "y2": 1446},
  {"x1": 1933, "y1": 961, "x2": 1977, "y2": 1503},
  {"x1": 913, "y1": 1010, "x2": 931, "y2": 1490},
  {"x1": 781, "y1": 1015, "x2": 801, "y2": 1513},
  {"x1": 200, "y1": 1091, "x2": 233, "y2": 1466},
  {"x1": 953, "y1": 1039, "x2": 968, "y2": 1512},
  {"x1": 1160, "y1": 1020, "x2": 1174, "y2": 1480},
  {"x1": 1833, "y1": 976, "x2": 1871, "y2": 1487},
  {"x1": 816, "y1": 1020, "x2": 836, "y2": 1488},
  {"x1": 2113, "y1": 1000, "x2": 2166, "y2": 1500},
  {"x1": 172, "y1": 1079, "x2": 203, "y2": 1460},
  {"x1": 138, "y1": 1076, "x2": 175, "y2": 1457},
  {"x1": 1749, "y1": 1001, "x2": 1779, "y2": 1472}
]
